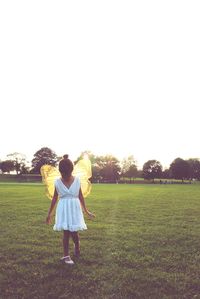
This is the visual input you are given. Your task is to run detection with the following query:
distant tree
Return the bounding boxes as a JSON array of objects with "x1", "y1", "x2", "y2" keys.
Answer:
[
  {"x1": 97, "y1": 155, "x2": 121, "y2": 183},
  {"x1": 142, "y1": 160, "x2": 163, "y2": 180},
  {"x1": 0, "y1": 160, "x2": 15, "y2": 173},
  {"x1": 93, "y1": 156, "x2": 104, "y2": 182},
  {"x1": 31, "y1": 147, "x2": 58, "y2": 174},
  {"x1": 91, "y1": 164, "x2": 102, "y2": 182},
  {"x1": 162, "y1": 168, "x2": 171, "y2": 179},
  {"x1": 187, "y1": 158, "x2": 200, "y2": 180},
  {"x1": 7, "y1": 152, "x2": 27, "y2": 175},
  {"x1": 121, "y1": 155, "x2": 136, "y2": 175},
  {"x1": 121, "y1": 156, "x2": 138, "y2": 182},
  {"x1": 137, "y1": 169, "x2": 143, "y2": 178},
  {"x1": 169, "y1": 158, "x2": 190, "y2": 181},
  {"x1": 20, "y1": 164, "x2": 30, "y2": 174},
  {"x1": 126, "y1": 164, "x2": 138, "y2": 182}
]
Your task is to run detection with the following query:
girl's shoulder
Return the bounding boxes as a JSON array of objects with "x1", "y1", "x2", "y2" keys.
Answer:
[
  {"x1": 74, "y1": 176, "x2": 81, "y2": 184},
  {"x1": 54, "y1": 177, "x2": 61, "y2": 185}
]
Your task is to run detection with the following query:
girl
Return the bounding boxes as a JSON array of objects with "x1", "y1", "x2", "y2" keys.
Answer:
[{"x1": 46, "y1": 154, "x2": 95, "y2": 265}]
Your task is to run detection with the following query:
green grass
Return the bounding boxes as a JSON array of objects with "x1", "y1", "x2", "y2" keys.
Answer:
[{"x1": 0, "y1": 183, "x2": 200, "y2": 299}]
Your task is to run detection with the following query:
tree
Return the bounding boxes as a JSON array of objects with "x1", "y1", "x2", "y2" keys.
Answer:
[
  {"x1": 31, "y1": 147, "x2": 58, "y2": 174},
  {"x1": 187, "y1": 158, "x2": 200, "y2": 180},
  {"x1": 137, "y1": 169, "x2": 143, "y2": 178},
  {"x1": 142, "y1": 160, "x2": 163, "y2": 180},
  {"x1": 126, "y1": 164, "x2": 138, "y2": 182},
  {"x1": 0, "y1": 160, "x2": 15, "y2": 173},
  {"x1": 121, "y1": 155, "x2": 138, "y2": 182},
  {"x1": 169, "y1": 158, "x2": 190, "y2": 181},
  {"x1": 96, "y1": 155, "x2": 121, "y2": 183},
  {"x1": 162, "y1": 168, "x2": 171, "y2": 179},
  {"x1": 91, "y1": 164, "x2": 102, "y2": 183},
  {"x1": 7, "y1": 152, "x2": 27, "y2": 175},
  {"x1": 20, "y1": 164, "x2": 30, "y2": 174}
]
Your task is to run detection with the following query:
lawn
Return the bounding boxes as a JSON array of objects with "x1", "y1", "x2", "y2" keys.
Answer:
[{"x1": 0, "y1": 183, "x2": 200, "y2": 299}]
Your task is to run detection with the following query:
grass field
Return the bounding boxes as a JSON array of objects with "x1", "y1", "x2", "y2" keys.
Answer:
[{"x1": 0, "y1": 183, "x2": 200, "y2": 299}]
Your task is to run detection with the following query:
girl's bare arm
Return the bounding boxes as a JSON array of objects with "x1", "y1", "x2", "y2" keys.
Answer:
[
  {"x1": 79, "y1": 188, "x2": 95, "y2": 218},
  {"x1": 46, "y1": 188, "x2": 58, "y2": 224}
]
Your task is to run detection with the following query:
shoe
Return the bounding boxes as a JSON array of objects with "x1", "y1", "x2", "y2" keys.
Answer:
[{"x1": 60, "y1": 256, "x2": 74, "y2": 265}]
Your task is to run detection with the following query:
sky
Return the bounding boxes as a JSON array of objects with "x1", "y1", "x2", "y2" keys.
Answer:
[{"x1": 0, "y1": 1, "x2": 199, "y2": 169}]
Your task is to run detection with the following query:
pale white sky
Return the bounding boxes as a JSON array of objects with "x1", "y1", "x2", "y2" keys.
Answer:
[{"x1": 0, "y1": 1, "x2": 199, "y2": 169}]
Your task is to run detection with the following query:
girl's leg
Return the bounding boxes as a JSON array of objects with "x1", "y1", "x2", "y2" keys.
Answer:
[
  {"x1": 70, "y1": 231, "x2": 80, "y2": 256},
  {"x1": 63, "y1": 230, "x2": 70, "y2": 256}
]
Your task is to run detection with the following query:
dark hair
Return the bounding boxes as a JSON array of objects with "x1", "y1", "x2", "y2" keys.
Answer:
[{"x1": 59, "y1": 154, "x2": 74, "y2": 178}]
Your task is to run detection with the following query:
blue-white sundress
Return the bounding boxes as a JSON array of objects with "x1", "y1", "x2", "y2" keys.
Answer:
[{"x1": 53, "y1": 176, "x2": 87, "y2": 232}]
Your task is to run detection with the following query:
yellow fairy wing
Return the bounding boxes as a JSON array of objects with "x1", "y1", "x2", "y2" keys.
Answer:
[
  {"x1": 40, "y1": 165, "x2": 60, "y2": 200},
  {"x1": 73, "y1": 157, "x2": 92, "y2": 198},
  {"x1": 40, "y1": 157, "x2": 92, "y2": 199}
]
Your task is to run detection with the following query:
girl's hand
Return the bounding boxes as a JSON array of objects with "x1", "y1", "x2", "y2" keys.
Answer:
[
  {"x1": 86, "y1": 210, "x2": 95, "y2": 219},
  {"x1": 46, "y1": 214, "x2": 52, "y2": 225}
]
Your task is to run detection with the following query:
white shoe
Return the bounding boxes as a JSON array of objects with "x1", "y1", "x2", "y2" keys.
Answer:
[{"x1": 60, "y1": 256, "x2": 74, "y2": 265}]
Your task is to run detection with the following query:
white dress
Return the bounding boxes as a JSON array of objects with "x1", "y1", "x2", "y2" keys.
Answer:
[{"x1": 53, "y1": 176, "x2": 87, "y2": 232}]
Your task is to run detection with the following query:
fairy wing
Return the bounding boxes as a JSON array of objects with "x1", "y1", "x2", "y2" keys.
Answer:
[
  {"x1": 73, "y1": 157, "x2": 92, "y2": 198},
  {"x1": 40, "y1": 164, "x2": 60, "y2": 200},
  {"x1": 40, "y1": 157, "x2": 92, "y2": 200}
]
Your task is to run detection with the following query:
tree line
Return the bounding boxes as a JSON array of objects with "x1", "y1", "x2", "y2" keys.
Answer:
[{"x1": 0, "y1": 147, "x2": 200, "y2": 182}]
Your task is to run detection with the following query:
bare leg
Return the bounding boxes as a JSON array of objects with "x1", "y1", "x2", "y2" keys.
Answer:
[
  {"x1": 70, "y1": 231, "x2": 80, "y2": 257},
  {"x1": 63, "y1": 230, "x2": 70, "y2": 257}
]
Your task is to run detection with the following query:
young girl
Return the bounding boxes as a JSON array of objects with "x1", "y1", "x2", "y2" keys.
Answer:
[{"x1": 46, "y1": 154, "x2": 95, "y2": 265}]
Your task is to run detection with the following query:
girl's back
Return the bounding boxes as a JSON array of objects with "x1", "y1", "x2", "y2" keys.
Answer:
[{"x1": 55, "y1": 176, "x2": 80, "y2": 199}]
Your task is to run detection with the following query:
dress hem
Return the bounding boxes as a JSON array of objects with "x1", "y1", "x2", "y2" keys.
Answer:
[{"x1": 53, "y1": 225, "x2": 87, "y2": 232}]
